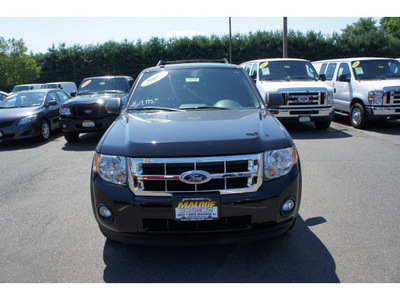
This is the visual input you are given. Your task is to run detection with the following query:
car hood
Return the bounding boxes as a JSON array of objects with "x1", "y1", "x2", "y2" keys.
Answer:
[
  {"x1": 62, "y1": 93, "x2": 127, "y2": 106},
  {"x1": 257, "y1": 80, "x2": 332, "y2": 94},
  {"x1": 355, "y1": 79, "x2": 400, "y2": 91},
  {"x1": 0, "y1": 107, "x2": 43, "y2": 120},
  {"x1": 97, "y1": 109, "x2": 293, "y2": 157}
]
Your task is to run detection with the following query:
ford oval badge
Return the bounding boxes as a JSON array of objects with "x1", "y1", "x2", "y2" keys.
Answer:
[
  {"x1": 298, "y1": 96, "x2": 309, "y2": 102},
  {"x1": 84, "y1": 109, "x2": 93, "y2": 114},
  {"x1": 180, "y1": 170, "x2": 212, "y2": 185}
]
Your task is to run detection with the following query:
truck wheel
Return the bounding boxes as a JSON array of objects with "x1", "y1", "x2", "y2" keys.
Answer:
[
  {"x1": 314, "y1": 120, "x2": 331, "y2": 130},
  {"x1": 63, "y1": 132, "x2": 79, "y2": 143},
  {"x1": 350, "y1": 103, "x2": 369, "y2": 129},
  {"x1": 40, "y1": 120, "x2": 51, "y2": 141}
]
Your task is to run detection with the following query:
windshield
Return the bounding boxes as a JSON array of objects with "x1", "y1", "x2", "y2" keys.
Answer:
[
  {"x1": 351, "y1": 59, "x2": 400, "y2": 80},
  {"x1": 259, "y1": 60, "x2": 319, "y2": 81},
  {"x1": 0, "y1": 92, "x2": 45, "y2": 108},
  {"x1": 78, "y1": 78, "x2": 129, "y2": 95},
  {"x1": 11, "y1": 86, "x2": 30, "y2": 92},
  {"x1": 41, "y1": 84, "x2": 58, "y2": 89},
  {"x1": 127, "y1": 68, "x2": 261, "y2": 111}
]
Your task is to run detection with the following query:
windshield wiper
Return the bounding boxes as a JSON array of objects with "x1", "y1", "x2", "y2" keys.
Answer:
[
  {"x1": 183, "y1": 106, "x2": 232, "y2": 110},
  {"x1": 128, "y1": 106, "x2": 183, "y2": 112}
]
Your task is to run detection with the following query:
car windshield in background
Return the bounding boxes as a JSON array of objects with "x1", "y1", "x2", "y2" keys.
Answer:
[
  {"x1": 11, "y1": 86, "x2": 30, "y2": 93},
  {"x1": 41, "y1": 84, "x2": 58, "y2": 89},
  {"x1": 0, "y1": 92, "x2": 46, "y2": 108},
  {"x1": 78, "y1": 78, "x2": 129, "y2": 95},
  {"x1": 259, "y1": 60, "x2": 319, "y2": 81},
  {"x1": 351, "y1": 59, "x2": 400, "y2": 80},
  {"x1": 127, "y1": 68, "x2": 261, "y2": 111}
]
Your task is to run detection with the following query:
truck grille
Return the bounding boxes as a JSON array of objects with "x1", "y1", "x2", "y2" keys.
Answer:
[
  {"x1": 128, "y1": 154, "x2": 263, "y2": 196},
  {"x1": 72, "y1": 103, "x2": 105, "y2": 118},
  {"x1": 384, "y1": 86, "x2": 400, "y2": 105},
  {"x1": 283, "y1": 91, "x2": 325, "y2": 106}
]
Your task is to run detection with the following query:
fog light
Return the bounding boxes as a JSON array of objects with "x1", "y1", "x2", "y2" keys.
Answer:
[
  {"x1": 98, "y1": 203, "x2": 113, "y2": 222},
  {"x1": 281, "y1": 197, "x2": 295, "y2": 217}
]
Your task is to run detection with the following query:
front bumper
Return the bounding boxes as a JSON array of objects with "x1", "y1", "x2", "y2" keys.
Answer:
[
  {"x1": 0, "y1": 121, "x2": 39, "y2": 141},
  {"x1": 269, "y1": 107, "x2": 334, "y2": 122},
  {"x1": 366, "y1": 106, "x2": 400, "y2": 119},
  {"x1": 60, "y1": 116, "x2": 116, "y2": 133},
  {"x1": 90, "y1": 164, "x2": 302, "y2": 246}
]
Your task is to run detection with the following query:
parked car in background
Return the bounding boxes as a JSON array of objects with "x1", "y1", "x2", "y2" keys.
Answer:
[
  {"x1": 313, "y1": 57, "x2": 400, "y2": 128},
  {"x1": 91, "y1": 59, "x2": 302, "y2": 245},
  {"x1": 59, "y1": 75, "x2": 134, "y2": 142},
  {"x1": 11, "y1": 84, "x2": 43, "y2": 93},
  {"x1": 40, "y1": 82, "x2": 77, "y2": 96},
  {"x1": 0, "y1": 91, "x2": 9, "y2": 102},
  {"x1": 0, "y1": 89, "x2": 70, "y2": 141},
  {"x1": 241, "y1": 58, "x2": 334, "y2": 129}
]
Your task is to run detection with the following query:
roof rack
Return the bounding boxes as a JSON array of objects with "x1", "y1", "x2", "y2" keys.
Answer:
[{"x1": 157, "y1": 58, "x2": 229, "y2": 67}]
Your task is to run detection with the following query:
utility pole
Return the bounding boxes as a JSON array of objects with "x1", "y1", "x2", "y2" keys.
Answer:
[
  {"x1": 283, "y1": 17, "x2": 288, "y2": 58},
  {"x1": 229, "y1": 17, "x2": 232, "y2": 63}
]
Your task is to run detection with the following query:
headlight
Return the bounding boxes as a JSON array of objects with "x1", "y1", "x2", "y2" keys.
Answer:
[
  {"x1": 264, "y1": 146, "x2": 297, "y2": 180},
  {"x1": 368, "y1": 91, "x2": 383, "y2": 105},
  {"x1": 60, "y1": 107, "x2": 72, "y2": 116},
  {"x1": 18, "y1": 115, "x2": 37, "y2": 126},
  {"x1": 93, "y1": 154, "x2": 127, "y2": 185},
  {"x1": 326, "y1": 91, "x2": 334, "y2": 106}
]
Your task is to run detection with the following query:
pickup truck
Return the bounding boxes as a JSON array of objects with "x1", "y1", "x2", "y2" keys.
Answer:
[
  {"x1": 241, "y1": 58, "x2": 334, "y2": 129},
  {"x1": 59, "y1": 75, "x2": 134, "y2": 142},
  {"x1": 90, "y1": 59, "x2": 302, "y2": 245}
]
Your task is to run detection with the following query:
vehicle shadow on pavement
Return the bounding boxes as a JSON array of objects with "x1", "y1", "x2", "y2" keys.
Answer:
[
  {"x1": 0, "y1": 132, "x2": 62, "y2": 151},
  {"x1": 61, "y1": 133, "x2": 103, "y2": 152},
  {"x1": 333, "y1": 114, "x2": 400, "y2": 136},
  {"x1": 102, "y1": 215, "x2": 339, "y2": 283},
  {"x1": 282, "y1": 122, "x2": 352, "y2": 140}
]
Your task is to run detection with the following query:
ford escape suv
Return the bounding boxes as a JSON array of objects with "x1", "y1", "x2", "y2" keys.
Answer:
[{"x1": 90, "y1": 59, "x2": 302, "y2": 245}]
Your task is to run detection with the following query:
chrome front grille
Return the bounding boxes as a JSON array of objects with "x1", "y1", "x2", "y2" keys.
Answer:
[
  {"x1": 128, "y1": 154, "x2": 263, "y2": 196},
  {"x1": 277, "y1": 88, "x2": 328, "y2": 107},
  {"x1": 383, "y1": 86, "x2": 400, "y2": 105}
]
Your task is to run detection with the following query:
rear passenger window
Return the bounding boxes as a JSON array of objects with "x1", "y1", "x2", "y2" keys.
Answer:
[{"x1": 326, "y1": 63, "x2": 337, "y2": 80}]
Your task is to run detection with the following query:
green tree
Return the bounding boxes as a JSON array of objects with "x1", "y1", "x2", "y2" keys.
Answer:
[
  {"x1": 380, "y1": 17, "x2": 400, "y2": 38},
  {"x1": 341, "y1": 17, "x2": 379, "y2": 35},
  {"x1": 0, "y1": 37, "x2": 41, "y2": 91}
]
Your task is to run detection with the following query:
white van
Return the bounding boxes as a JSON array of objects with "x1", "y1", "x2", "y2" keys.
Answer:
[
  {"x1": 11, "y1": 84, "x2": 43, "y2": 93},
  {"x1": 313, "y1": 57, "x2": 400, "y2": 128},
  {"x1": 40, "y1": 82, "x2": 77, "y2": 96},
  {"x1": 241, "y1": 58, "x2": 334, "y2": 129}
]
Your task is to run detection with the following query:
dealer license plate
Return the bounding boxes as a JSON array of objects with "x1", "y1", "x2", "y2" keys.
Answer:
[
  {"x1": 82, "y1": 121, "x2": 95, "y2": 128},
  {"x1": 173, "y1": 196, "x2": 220, "y2": 221},
  {"x1": 299, "y1": 116, "x2": 310, "y2": 122}
]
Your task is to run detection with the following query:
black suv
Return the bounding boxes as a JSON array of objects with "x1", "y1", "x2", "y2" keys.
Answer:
[
  {"x1": 90, "y1": 59, "x2": 302, "y2": 245},
  {"x1": 59, "y1": 76, "x2": 134, "y2": 142}
]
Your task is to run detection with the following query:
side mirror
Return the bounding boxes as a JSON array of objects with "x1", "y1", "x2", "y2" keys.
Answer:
[
  {"x1": 267, "y1": 93, "x2": 284, "y2": 108},
  {"x1": 70, "y1": 91, "x2": 76, "y2": 97},
  {"x1": 48, "y1": 100, "x2": 57, "y2": 106},
  {"x1": 339, "y1": 74, "x2": 350, "y2": 82},
  {"x1": 319, "y1": 74, "x2": 326, "y2": 81},
  {"x1": 106, "y1": 98, "x2": 122, "y2": 114}
]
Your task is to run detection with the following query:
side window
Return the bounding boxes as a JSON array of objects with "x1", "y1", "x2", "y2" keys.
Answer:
[
  {"x1": 325, "y1": 63, "x2": 338, "y2": 81},
  {"x1": 336, "y1": 63, "x2": 351, "y2": 80},
  {"x1": 249, "y1": 64, "x2": 257, "y2": 80},
  {"x1": 128, "y1": 79, "x2": 134, "y2": 89},
  {"x1": 319, "y1": 63, "x2": 328, "y2": 75},
  {"x1": 56, "y1": 91, "x2": 70, "y2": 101},
  {"x1": 46, "y1": 91, "x2": 59, "y2": 103}
]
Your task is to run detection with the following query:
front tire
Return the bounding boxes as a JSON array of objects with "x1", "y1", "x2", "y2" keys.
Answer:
[
  {"x1": 63, "y1": 132, "x2": 79, "y2": 143},
  {"x1": 39, "y1": 120, "x2": 51, "y2": 141},
  {"x1": 350, "y1": 103, "x2": 369, "y2": 129},
  {"x1": 314, "y1": 120, "x2": 331, "y2": 130}
]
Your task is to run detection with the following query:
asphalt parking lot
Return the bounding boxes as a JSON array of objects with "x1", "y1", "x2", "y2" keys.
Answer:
[{"x1": 0, "y1": 115, "x2": 399, "y2": 283}]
